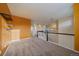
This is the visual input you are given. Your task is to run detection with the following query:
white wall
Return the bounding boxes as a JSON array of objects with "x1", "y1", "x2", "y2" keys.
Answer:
[{"x1": 58, "y1": 16, "x2": 74, "y2": 49}]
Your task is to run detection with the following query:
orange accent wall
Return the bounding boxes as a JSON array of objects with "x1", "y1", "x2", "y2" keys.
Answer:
[
  {"x1": 0, "y1": 3, "x2": 11, "y2": 14},
  {"x1": 0, "y1": 3, "x2": 11, "y2": 54},
  {"x1": 74, "y1": 3, "x2": 79, "y2": 51},
  {"x1": 0, "y1": 15, "x2": 2, "y2": 48},
  {"x1": 0, "y1": 15, "x2": 11, "y2": 54},
  {"x1": 12, "y1": 16, "x2": 32, "y2": 39},
  {"x1": 0, "y1": 3, "x2": 32, "y2": 39}
]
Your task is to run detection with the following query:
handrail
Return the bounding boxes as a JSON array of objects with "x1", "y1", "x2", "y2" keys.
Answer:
[
  {"x1": 37, "y1": 31, "x2": 74, "y2": 41},
  {"x1": 37, "y1": 31, "x2": 74, "y2": 36}
]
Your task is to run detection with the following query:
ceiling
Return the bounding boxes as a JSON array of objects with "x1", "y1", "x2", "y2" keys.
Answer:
[{"x1": 7, "y1": 3, "x2": 73, "y2": 24}]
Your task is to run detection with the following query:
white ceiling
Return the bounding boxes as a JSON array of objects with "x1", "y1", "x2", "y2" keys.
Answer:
[{"x1": 7, "y1": 3, "x2": 73, "y2": 24}]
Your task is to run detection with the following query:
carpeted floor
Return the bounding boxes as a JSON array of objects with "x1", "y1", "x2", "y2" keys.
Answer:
[{"x1": 4, "y1": 37, "x2": 79, "y2": 56}]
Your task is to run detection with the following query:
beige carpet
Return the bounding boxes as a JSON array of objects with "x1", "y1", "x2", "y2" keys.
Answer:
[{"x1": 4, "y1": 37, "x2": 79, "y2": 56}]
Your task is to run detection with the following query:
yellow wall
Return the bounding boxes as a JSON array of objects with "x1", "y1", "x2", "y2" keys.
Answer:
[
  {"x1": 1, "y1": 16, "x2": 11, "y2": 48},
  {"x1": 74, "y1": 3, "x2": 79, "y2": 51},
  {"x1": 0, "y1": 3, "x2": 11, "y2": 54},
  {"x1": 0, "y1": 15, "x2": 10, "y2": 54},
  {"x1": 0, "y1": 16, "x2": 2, "y2": 49},
  {"x1": 0, "y1": 3, "x2": 11, "y2": 46},
  {"x1": 0, "y1": 3, "x2": 32, "y2": 39},
  {"x1": 0, "y1": 3, "x2": 11, "y2": 14},
  {"x1": 12, "y1": 16, "x2": 32, "y2": 39}
]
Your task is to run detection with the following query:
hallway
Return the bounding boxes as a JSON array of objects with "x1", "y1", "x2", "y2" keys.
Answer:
[{"x1": 0, "y1": 3, "x2": 79, "y2": 56}]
